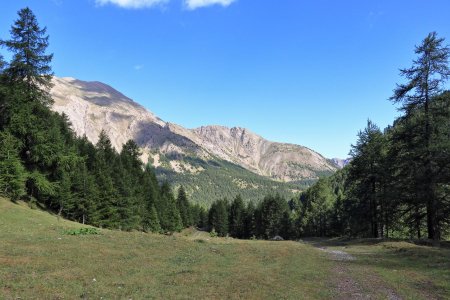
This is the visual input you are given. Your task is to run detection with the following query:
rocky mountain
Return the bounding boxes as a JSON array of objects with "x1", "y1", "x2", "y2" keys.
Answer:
[
  {"x1": 50, "y1": 77, "x2": 337, "y2": 202},
  {"x1": 192, "y1": 125, "x2": 336, "y2": 181},
  {"x1": 330, "y1": 158, "x2": 351, "y2": 169}
]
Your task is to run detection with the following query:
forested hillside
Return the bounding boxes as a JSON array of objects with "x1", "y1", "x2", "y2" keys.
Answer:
[
  {"x1": 196, "y1": 33, "x2": 450, "y2": 243},
  {"x1": 0, "y1": 8, "x2": 199, "y2": 233},
  {"x1": 48, "y1": 76, "x2": 336, "y2": 205},
  {"x1": 0, "y1": 8, "x2": 448, "y2": 244},
  {"x1": 156, "y1": 156, "x2": 310, "y2": 205},
  {"x1": 295, "y1": 33, "x2": 450, "y2": 244}
]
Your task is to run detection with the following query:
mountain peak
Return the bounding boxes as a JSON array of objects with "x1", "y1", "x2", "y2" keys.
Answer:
[{"x1": 50, "y1": 76, "x2": 337, "y2": 182}]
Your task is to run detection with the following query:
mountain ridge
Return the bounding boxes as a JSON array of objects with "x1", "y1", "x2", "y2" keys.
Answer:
[{"x1": 50, "y1": 77, "x2": 337, "y2": 184}]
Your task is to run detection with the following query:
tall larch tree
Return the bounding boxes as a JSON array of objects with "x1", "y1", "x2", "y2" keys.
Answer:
[
  {"x1": 176, "y1": 186, "x2": 192, "y2": 228},
  {"x1": 94, "y1": 131, "x2": 119, "y2": 228},
  {"x1": 159, "y1": 182, "x2": 183, "y2": 233},
  {"x1": 1, "y1": 7, "x2": 53, "y2": 105},
  {"x1": 208, "y1": 199, "x2": 229, "y2": 237},
  {"x1": 0, "y1": 132, "x2": 26, "y2": 200},
  {"x1": 390, "y1": 32, "x2": 450, "y2": 244},
  {"x1": 141, "y1": 164, "x2": 161, "y2": 232},
  {"x1": 347, "y1": 120, "x2": 387, "y2": 238},
  {"x1": 229, "y1": 195, "x2": 245, "y2": 238},
  {"x1": 0, "y1": 54, "x2": 8, "y2": 129},
  {"x1": 258, "y1": 195, "x2": 288, "y2": 239}
]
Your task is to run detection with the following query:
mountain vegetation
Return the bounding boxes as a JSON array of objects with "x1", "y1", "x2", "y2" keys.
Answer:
[
  {"x1": 0, "y1": 8, "x2": 449, "y2": 245},
  {"x1": 198, "y1": 33, "x2": 450, "y2": 243},
  {"x1": 156, "y1": 156, "x2": 311, "y2": 205},
  {"x1": 0, "y1": 7, "x2": 201, "y2": 233},
  {"x1": 48, "y1": 76, "x2": 334, "y2": 205},
  {"x1": 291, "y1": 32, "x2": 450, "y2": 244}
]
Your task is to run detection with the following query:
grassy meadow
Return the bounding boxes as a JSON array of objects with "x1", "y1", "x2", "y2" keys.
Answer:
[{"x1": 1, "y1": 197, "x2": 449, "y2": 299}]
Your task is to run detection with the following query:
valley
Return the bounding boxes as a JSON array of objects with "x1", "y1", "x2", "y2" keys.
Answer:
[
  {"x1": 1, "y1": 4, "x2": 450, "y2": 300},
  {"x1": 50, "y1": 77, "x2": 338, "y2": 203}
]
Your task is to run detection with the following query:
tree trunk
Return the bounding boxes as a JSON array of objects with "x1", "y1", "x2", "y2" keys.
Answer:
[
  {"x1": 415, "y1": 206, "x2": 421, "y2": 240},
  {"x1": 417, "y1": 223, "x2": 421, "y2": 240},
  {"x1": 430, "y1": 184, "x2": 440, "y2": 246},
  {"x1": 57, "y1": 206, "x2": 63, "y2": 222}
]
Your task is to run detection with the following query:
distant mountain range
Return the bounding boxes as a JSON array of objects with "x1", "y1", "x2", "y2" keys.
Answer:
[
  {"x1": 330, "y1": 158, "x2": 351, "y2": 169},
  {"x1": 50, "y1": 77, "x2": 340, "y2": 203}
]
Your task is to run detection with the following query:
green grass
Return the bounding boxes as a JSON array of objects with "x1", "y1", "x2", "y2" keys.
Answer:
[
  {"x1": 0, "y1": 197, "x2": 332, "y2": 299},
  {"x1": 2, "y1": 197, "x2": 449, "y2": 299},
  {"x1": 353, "y1": 241, "x2": 450, "y2": 299},
  {"x1": 307, "y1": 238, "x2": 450, "y2": 299}
]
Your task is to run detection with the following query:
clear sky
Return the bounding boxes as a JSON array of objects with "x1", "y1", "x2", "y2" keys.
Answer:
[{"x1": 1, "y1": 0, "x2": 450, "y2": 158}]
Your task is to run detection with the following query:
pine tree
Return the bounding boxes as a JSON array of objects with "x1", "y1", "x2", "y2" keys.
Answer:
[
  {"x1": 244, "y1": 201, "x2": 257, "y2": 239},
  {"x1": 229, "y1": 195, "x2": 245, "y2": 238},
  {"x1": 197, "y1": 206, "x2": 208, "y2": 229},
  {"x1": 26, "y1": 170, "x2": 56, "y2": 204},
  {"x1": 50, "y1": 151, "x2": 83, "y2": 218},
  {"x1": 71, "y1": 162, "x2": 98, "y2": 225},
  {"x1": 430, "y1": 92, "x2": 450, "y2": 235},
  {"x1": 388, "y1": 114, "x2": 426, "y2": 238},
  {"x1": 55, "y1": 171, "x2": 74, "y2": 217},
  {"x1": 94, "y1": 131, "x2": 119, "y2": 228},
  {"x1": 142, "y1": 164, "x2": 161, "y2": 231},
  {"x1": 347, "y1": 120, "x2": 387, "y2": 237},
  {"x1": 280, "y1": 210, "x2": 293, "y2": 239},
  {"x1": 0, "y1": 131, "x2": 26, "y2": 200},
  {"x1": 0, "y1": 54, "x2": 5, "y2": 71},
  {"x1": 0, "y1": 54, "x2": 6, "y2": 129},
  {"x1": 208, "y1": 199, "x2": 229, "y2": 237},
  {"x1": 176, "y1": 186, "x2": 192, "y2": 228},
  {"x1": 189, "y1": 203, "x2": 201, "y2": 227},
  {"x1": 120, "y1": 140, "x2": 143, "y2": 172},
  {"x1": 390, "y1": 32, "x2": 450, "y2": 244},
  {"x1": 143, "y1": 203, "x2": 161, "y2": 233},
  {"x1": 1, "y1": 7, "x2": 53, "y2": 105},
  {"x1": 159, "y1": 182, "x2": 183, "y2": 232},
  {"x1": 258, "y1": 195, "x2": 288, "y2": 239},
  {"x1": 116, "y1": 140, "x2": 143, "y2": 231}
]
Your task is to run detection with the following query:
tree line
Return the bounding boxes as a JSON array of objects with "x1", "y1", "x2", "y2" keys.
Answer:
[
  {"x1": 0, "y1": 7, "x2": 205, "y2": 233},
  {"x1": 205, "y1": 194, "x2": 293, "y2": 239},
  {"x1": 296, "y1": 32, "x2": 450, "y2": 245},
  {"x1": 200, "y1": 33, "x2": 449, "y2": 244},
  {"x1": 1, "y1": 8, "x2": 448, "y2": 244},
  {"x1": 203, "y1": 33, "x2": 450, "y2": 243}
]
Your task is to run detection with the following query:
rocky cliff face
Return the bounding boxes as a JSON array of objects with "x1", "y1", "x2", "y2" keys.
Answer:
[
  {"x1": 192, "y1": 125, "x2": 336, "y2": 181},
  {"x1": 50, "y1": 77, "x2": 336, "y2": 182}
]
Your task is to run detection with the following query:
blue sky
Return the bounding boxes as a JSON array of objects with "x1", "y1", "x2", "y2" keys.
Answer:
[{"x1": 1, "y1": 0, "x2": 450, "y2": 158}]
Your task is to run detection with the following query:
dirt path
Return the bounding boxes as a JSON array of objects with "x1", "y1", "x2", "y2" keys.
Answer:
[
  {"x1": 318, "y1": 247, "x2": 356, "y2": 261},
  {"x1": 301, "y1": 241, "x2": 402, "y2": 300},
  {"x1": 318, "y1": 247, "x2": 368, "y2": 299}
]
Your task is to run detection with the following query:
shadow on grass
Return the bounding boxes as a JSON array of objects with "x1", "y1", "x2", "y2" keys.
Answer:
[
  {"x1": 301, "y1": 237, "x2": 450, "y2": 298},
  {"x1": 354, "y1": 243, "x2": 450, "y2": 298},
  {"x1": 301, "y1": 237, "x2": 450, "y2": 249},
  {"x1": 300, "y1": 237, "x2": 393, "y2": 248}
]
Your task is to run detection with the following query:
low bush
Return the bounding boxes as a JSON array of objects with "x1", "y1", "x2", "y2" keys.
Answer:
[{"x1": 64, "y1": 228, "x2": 100, "y2": 236}]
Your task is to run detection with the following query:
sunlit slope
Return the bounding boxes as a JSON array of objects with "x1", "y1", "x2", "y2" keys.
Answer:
[
  {"x1": 2, "y1": 197, "x2": 449, "y2": 299},
  {"x1": 0, "y1": 197, "x2": 332, "y2": 299}
]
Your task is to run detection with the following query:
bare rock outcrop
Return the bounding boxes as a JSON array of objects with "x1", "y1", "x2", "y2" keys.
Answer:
[{"x1": 50, "y1": 77, "x2": 336, "y2": 181}]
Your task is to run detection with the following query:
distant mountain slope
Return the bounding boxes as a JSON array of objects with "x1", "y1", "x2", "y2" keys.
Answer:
[
  {"x1": 50, "y1": 77, "x2": 337, "y2": 202},
  {"x1": 193, "y1": 125, "x2": 336, "y2": 181},
  {"x1": 330, "y1": 158, "x2": 351, "y2": 169},
  {"x1": 156, "y1": 157, "x2": 313, "y2": 205}
]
